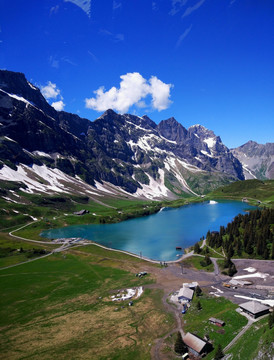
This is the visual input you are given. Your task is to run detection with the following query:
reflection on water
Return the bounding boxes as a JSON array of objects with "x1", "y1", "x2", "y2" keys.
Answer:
[{"x1": 41, "y1": 200, "x2": 256, "y2": 261}]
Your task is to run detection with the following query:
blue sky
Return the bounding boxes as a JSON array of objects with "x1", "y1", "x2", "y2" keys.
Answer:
[{"x1": 0, "y1": 0, "x2": 273, "y2": 148}]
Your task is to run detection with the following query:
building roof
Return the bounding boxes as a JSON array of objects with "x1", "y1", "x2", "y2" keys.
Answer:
[
  {"x1": 209, "y1": 317, "x2": 225, "y2": 325},
  {"x1": 183, "y1": 282, "x2": 198, "y2": 289},
  {"x1": 229, "y1": 279, "x2": 252, "y2": 286},
  {"x1": 183, "y1": 332, "x2": 207, "y2": 354},
  {"x1": 178, "y1": 287, "x2": 194, "y2": 300},
  {"x1": 239, "y1": 301, "x2": 269, "y2": 314}
]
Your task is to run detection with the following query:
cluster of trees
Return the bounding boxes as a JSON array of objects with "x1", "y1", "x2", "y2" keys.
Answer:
[
  {"x1": 206, "y1": 208, "x2": 274, "y2": 259},
  {"x1": 0, "y1": 247, "x2": 48, "y2": 258},
  {"x1": 174, "y1": 332, "x2": 187, "y2": 354},
  {"x1": 221, "y1": 257, "x2": 237, "y2": 277},
  {"x1": 200, "y1": 254, "x2": 212, "y2": 268}
]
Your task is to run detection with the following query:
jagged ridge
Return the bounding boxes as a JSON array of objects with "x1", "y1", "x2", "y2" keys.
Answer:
[{"x1": 0, "y1": 69, "x2": 250, "y2": 200}]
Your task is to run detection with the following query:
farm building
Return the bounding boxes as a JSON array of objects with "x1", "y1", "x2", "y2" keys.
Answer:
[
  {"x1": 229, "y1": 279, "x2": 252, "y2": 287},
  {"x1": 239, "y1": 301, "x2": 270, "y2": 319},
  {"x1": 178, "y1": 287, "x2": 194, "y2": 303},
  {"x1": 183, "y1": 332, "x2": 211, "y2": 357},
  {"x1": 182, "y1": 282, "x2": 198, "y2": 290},
  {"x1": 209, "y1": 317, "x2": 225, "y2": 327}
]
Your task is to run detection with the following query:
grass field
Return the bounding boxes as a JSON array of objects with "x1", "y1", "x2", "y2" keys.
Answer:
[
  {"x1": 227, "y1": 316, "x2": 274, "y2": 359},
  {"x1": 209, "y1": 179, "x2": 274, "y2": 206},
  {"x1": 182, "y1": 255, "x2": 215, "y2": 272},
  {"x1": 0, "y1": 245, "x2": 174, "y2": 360},
  {"x1": 0, "y1": 231, "x2": 58, "y2": 268},
  {"x1": 183, "y1": 294, "x2": 248, "y2": 359}
]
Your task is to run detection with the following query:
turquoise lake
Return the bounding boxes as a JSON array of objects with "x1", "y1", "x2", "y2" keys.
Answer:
[{"x1": 41, "y1": 200, "x2": 256, "y2": 261}]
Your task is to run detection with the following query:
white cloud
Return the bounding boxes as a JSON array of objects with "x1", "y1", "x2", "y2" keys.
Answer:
[
  {"x1": 50, "y1": 5, "x2": 60, "y2": 15},
  {"x1": 170, "y1": 0, "x2": 188, "y2": 16},
  {"x1": 88, "y1": 50, "x2": 99, "y2": 63},
  {"x1": 85, "y1": 72, "x2": 173, "y2": 113},
  {"x1": 41, "y1": 82, "x2": 60, "y2": 99},
  {"x1": 64, "y1": 0, "x2": 91, "y2": 18},
  {"x1": 176, "y1": 24, "x2": 193, "y2": 47},
  {"x1": 152, "y1": 2, "x2": 158, "y2": 11},
  {"x1": 149, "y1": 76, "x2": 173, "y2": 111},
  {"x1": 100, "y1": 29, "x2": 125, "y2": 42},
  {"x1": 182, "y1": 0, "x2": 206, "y2": 17},
  {"x1": 52, "y1": 100, "x2": 65, "y2": 111},
  {"x1": 49, "y1": 55, "x2": 59, "y2": 69},
  {"x1": 113, "y1": 1, "x2": 122, "y2": 10},
  {"x1": 40, "y1": 82, "x2": 65, "y2": 111}
]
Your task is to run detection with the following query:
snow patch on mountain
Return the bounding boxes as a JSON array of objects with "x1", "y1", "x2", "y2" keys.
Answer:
[
  {"x1": 242, "y1": 164, "x2": 257, "y2": 179},
  {"x1": 125, "y1": 120, "x2": 152, "y2": 132},
  {"x1": 201, "y1": 150, "x2": 213, "y2": 158},
  {"x1": 0, "y1": 164, "x2": 120, "y2": 197},
  {"x1": 27, "y1": 81, "x2": 37, "y2": 90},
  {"x1": 134, "y1": 168, "x2": 171, "y2": 199},
  {"x1": 159, "y1": 135, "x2": 177, "y2": 144},
  {"x1": 4, "y1": 136, "x2": 17, "y2": 143},
  {"x1": 204, "y1": 137, "x2": 216, "y2": 148},
  {"x1": 0, "y1": 89, "x2": 34, "y2": 107},
  {"x1": 32, "y1": 150, "x2": 52, "y2": 158}
]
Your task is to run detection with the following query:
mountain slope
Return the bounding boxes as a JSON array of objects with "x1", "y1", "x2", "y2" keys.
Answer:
[
  {"x1": 232, "y1": 141, "x2": 274, "y2": 180},
  {"x1": 0, "y1": 70, "x2": 246, "y2": 200}
]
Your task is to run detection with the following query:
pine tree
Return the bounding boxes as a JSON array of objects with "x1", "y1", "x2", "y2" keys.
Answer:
[
  {"x1": 194, "y1": 242, "x2": 201, "y2": 254},
  {"x1": 197, "y1": 300, "x2": 202, "y2": 310},
  {"x1": 263, "y1": 247, "x2": 269, "y2": 260},
  {"x1": 214, "y1": 344, "x2": 224, "y2": 359},
  {"x1": 195, "y1": 285, "x2": 202, "y2": 296},
  {"x1": 245, "y1": 238, "x2": 254, "y2": 255},
  {"x1": 174, "y1": 331, "x2": 187, "y2": 354},
  {"x1": 228, "y1": 263, "x2": 237, "y2": 277},
  {"x1": 268, "y1": 312, "x2": 273, "y2": 329},
  {"x1": 227, "y1": 244, "x2": 234, "y2": 259},
  {"x1": 205, "y1": 255, "x2": 212, "y2": 266}
]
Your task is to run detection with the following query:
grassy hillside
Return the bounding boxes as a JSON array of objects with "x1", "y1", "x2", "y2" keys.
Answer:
[{"x1": 209, "y1": 179, "x2": 274, "y2": 206}]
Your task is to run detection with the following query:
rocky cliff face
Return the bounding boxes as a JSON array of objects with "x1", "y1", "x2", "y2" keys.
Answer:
[
  {"x1": 232, "y1": 141, "x2": 274, "y2": 180},
  {"x1": 0, "y1": 70, "x2": 247, "y2": 199}
]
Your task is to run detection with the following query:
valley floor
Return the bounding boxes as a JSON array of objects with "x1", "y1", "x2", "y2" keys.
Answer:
[{"x1": 1, "y1": 230, "x2": 273, "y2": 360}]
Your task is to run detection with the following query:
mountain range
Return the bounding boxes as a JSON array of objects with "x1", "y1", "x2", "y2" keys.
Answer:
[{"x1": 0, "y1": 70, "x2": 273, "y2": 200}]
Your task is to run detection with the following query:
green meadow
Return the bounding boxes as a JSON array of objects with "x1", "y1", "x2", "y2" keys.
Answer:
[{"x1": 0, "y1": 246, "x2": 174, "y2": 360}]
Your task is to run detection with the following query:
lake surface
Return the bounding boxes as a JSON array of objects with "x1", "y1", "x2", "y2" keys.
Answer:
[{"x1": 41, "y1": 200, "x2": 256, "y2": 261}]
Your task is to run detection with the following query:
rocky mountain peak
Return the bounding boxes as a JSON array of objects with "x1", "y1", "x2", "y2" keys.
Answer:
[
  {"x1": 232, "y1": 141, "x2": 274, "y2": 180},
  {"x1": 188, "y1": 124, "x2": 216, "y2": 139},
  {"x1": 1, "y1": 69, "x2": 264, "y2": 200},
  {"x1": 157, "y1": 117, "x2": 187, "y2": 143},
  {"x1": 0, "y1": 69, "x2": 56, "y2": 117}
]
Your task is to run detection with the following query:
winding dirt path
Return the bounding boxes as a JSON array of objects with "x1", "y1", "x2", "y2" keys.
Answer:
[{"x1": 150, "y1": 290, "x2": 184, "y2": 360}]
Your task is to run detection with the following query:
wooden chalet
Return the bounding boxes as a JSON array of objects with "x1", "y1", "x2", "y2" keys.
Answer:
[{"x1": 183, "y1": 332, "x2": 212, "y2": 357}]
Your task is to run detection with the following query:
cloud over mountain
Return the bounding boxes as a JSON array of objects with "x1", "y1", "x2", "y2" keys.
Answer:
[
  {"x1": 85, "y1": 72, "x2": 173, "y2": 113},
  {"x1": 52, "y1": 100, "x2": 65, "y2": 111},
  {"x1": 40, "y1": 82, "x2": 65, "y2": 111},
  {"x1": 41, "y1": 81, "x2": 60, "y2": 99}
]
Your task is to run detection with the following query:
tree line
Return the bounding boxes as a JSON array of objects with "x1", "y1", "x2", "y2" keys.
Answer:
[{"x1": 206, "y1": 208, "x2": 274, "y2": 259}]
